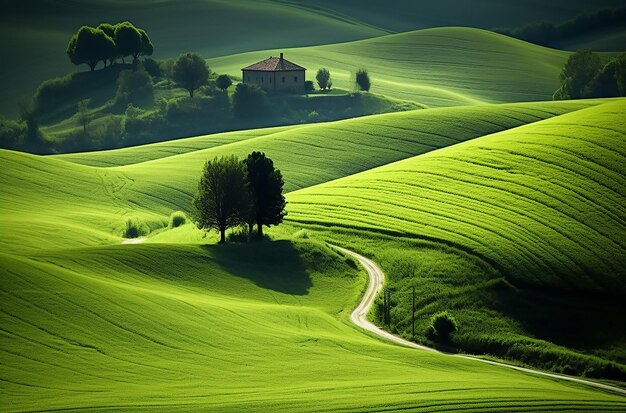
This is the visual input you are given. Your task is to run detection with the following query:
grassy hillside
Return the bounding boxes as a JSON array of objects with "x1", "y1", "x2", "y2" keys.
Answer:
[
  {"x1": 2, "y1": 100, "x2": 626, "y2": 410},
  {"x1": 5, "y1": 242, "x2": 626, "y2": 412},
  {"x1": 286, "y1": 100, "x2": 626, "y2": 293},
  {"x1": 284, "y1": 100, "x2": 626, "y2": 376},
  {"x1": 209, "y1": 27, "x2": 570, "y2": 107}
]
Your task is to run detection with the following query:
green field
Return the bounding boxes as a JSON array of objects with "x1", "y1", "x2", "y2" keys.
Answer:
[
  {"x1": 209, "y1": 27, "x2": 569, "y2": 107},
  {"x1": 286, "y1": 100, "x2": 626, "y2": 292},
  {"x1": 2, "y1": 91, "x2": 626, "y2": 409},
  {"x1": 284, "y1": 100, "x2": 626, "y2": 376}
]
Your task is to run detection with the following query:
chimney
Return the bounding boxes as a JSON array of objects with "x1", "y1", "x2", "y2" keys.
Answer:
[{"x1": 280, "y1": 52, "x2": 284, "y2": 60}]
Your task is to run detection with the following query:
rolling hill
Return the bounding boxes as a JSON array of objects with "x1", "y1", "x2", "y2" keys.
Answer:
[
  {"x1": 1, "y1": 100, "x2": 599, "y2": 255},
  {"x1": 209, "y1": 27, "x2": 570, "y2": 107},
  {"x1": 2, "y1": 99, "x2": 626, "y2": 410},
  {"x1": 286, "y1": 100, "x2": 626, "y2": 294}
]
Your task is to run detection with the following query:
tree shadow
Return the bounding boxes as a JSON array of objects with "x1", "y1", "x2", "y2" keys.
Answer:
[
  {"x1": 204, "y1": 240, "x2": 312, "y2": 295},
  {"x1": 488, "y1": 281, "x2": 626, "y2": 353}
]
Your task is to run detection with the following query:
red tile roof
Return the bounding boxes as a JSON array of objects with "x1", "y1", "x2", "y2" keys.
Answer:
[{"x1": 242, "y1": 55, "x2": 306, "y2": 72}]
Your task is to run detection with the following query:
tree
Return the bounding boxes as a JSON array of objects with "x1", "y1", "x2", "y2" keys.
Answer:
[
  {"x1": 138, "y1": 29, "x2": 154, "y2": 59},
  {"x1": 316, "y1": 68, "x2": 331, "y2": 90},
  {"x1": 232, "y1": 83, "x2": 268, "y2": 119},
  {"x1": 192, "y1": 155, "x2": 249, "y2": 243},
  {"x1": 172, "y1": 52, "x2": 210, "y2": 97},
  {"x1": 96, "y1": 23, "x2": 118, "y2": 66},
  {"x1": 216, "y1": 74, "x2": 233, "y2": 91},
  {"x1": 66, "y1": 26, "x2": 116, "y2": 71},
  {"x1": 114, "y1": 22, "x2": 142, "y2": 64},
  {"x1": 244, "y1": 152, "x2": 287, "y2": 238},
  {"x1": 77, "y1": 99, "x2": 90, "y2": 135},
  {"x1": 559, "y1": 49, "x2": 601, "y2": 99},
  {"x1": 356, "y1": 68, "x2": 371, "y2": 92}
]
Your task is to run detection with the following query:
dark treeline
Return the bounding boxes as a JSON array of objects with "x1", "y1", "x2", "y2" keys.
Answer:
[{"x1": 498, "y1": 7, "x2": 626, "y2": 48}]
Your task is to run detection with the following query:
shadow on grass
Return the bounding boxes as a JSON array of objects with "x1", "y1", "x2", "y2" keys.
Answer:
[
  {"x1": 490, "y1": 282, "x2": 626, "y2": 353},
  {"x1": 205, "y1": 240, "x2": 312, "y2": 295}
]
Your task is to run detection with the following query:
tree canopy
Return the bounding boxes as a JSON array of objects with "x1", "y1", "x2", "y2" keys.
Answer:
[
  {"x1": 66, "y1": 26, "x2": 116, "y2": 71},
  {"x1": 66, "y1": 21, "x2": 153, "y2": 71},
  {"x1": 192, "y1": 155, "x2": 249, "y2": 243},
  {"x1": 559, "y1": 49, "x2": 601, "y2": 99},
  {"x1": 245, "y1": 151, "x2": 287, "y2": 238},
  {"x1": 172, "y1": 53, "x2": 210, "y2": 97},
  {"x1": 216, "y1": 74, "x2": 233, "y2": 91},
  {"x1": 553, "y1": 51, "x2": 626, "y2": 100}
]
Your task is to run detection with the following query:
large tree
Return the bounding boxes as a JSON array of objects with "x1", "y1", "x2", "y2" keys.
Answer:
[
  {"x1": 66, "y1": 26, "x2": 116, "y2": 71},
  {"x1": 172, "y1": 52, "x2": 210, "y2": 97},
  {"x1": 192, "y1": 155, "x2": 249, "y2": 243},
  {"x1": 114, "y1": 21, "x2": 152, "y2": 65},
  {"x1": 559, "y1": 49, "x2": 601, "y2": 99},
  {"x1": 316, "y1": 68, "x2": 331, "y2": 90},
  {"x1": 245, "y1": 152, "x2": 287, "y2": 238}
]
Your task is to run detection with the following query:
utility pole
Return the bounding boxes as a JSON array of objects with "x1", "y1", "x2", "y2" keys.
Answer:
[{"x1": 411, "y1": 286, "x2": 415, "y2": 341}]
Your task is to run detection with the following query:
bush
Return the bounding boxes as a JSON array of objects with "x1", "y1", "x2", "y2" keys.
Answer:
[
  {"x1": 305, "y1": 80, "x2": 315, "y2": 91},
  {"x1": 115, "y1": 68, "x2": 154, "y2": 107},
  {"x1": 216, "y1": 74, "x2": 233, "y2": 91},
  {"x1": 356, "y1": 68, "x2": 371, "y2": 92},
  {"x1": 227, "y1": 226, "x2": 250, "y2": 243},
  {"x1": 123, "y1": 218, "x2": 146, "y2": 238},
  {"x1": 427, "y1": 311, "x2": 458, "y2": 341},
  {"x1": 233, "y1": 83, "x2": 269, "y2": 119},
  {"x1": 169, "y1": 211, "x2": 187, "y2": 228},
  {"x1": 142, "y1": 58, "x2": 161, "y2": 78}
]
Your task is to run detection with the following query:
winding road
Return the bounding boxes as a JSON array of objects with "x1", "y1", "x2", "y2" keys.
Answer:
[{"x1": 333, "y1": 245, "x2": 626, "y2": 397}]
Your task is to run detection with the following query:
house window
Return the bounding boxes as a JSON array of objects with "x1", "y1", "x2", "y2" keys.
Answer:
[
  {"x1": 282, "y1": 76, "x2": 285, "y2": 83},
  {"x1": 294, "y1": 76, "x2": 298, "y2": 82}
]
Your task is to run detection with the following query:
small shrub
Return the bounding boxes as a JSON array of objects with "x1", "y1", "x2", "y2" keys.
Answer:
[
  {"x1": 115, "y1": 68, "x2": 154, "y2": 107},
  {"x1": 356, "y1": 68, "x2": 371, "y2": 92},
  {"x1": 427, "y1": 311, "x2": 458, "y2": 341},
  {"x1": 227, "y1": 225, "x2": 250, "y2": 243},
  {"x1": 123, "y1": 218, "x2": 146, "y2": 238},
  {"x1": 305, "y1": 80, "x2": 315, "y2": 91},
  {"x1": 169, "y1": 211, "x2": 187, "y2": 228},
  {"x1": 142, "y1": 58, "x2": 161, "y2": 78}
]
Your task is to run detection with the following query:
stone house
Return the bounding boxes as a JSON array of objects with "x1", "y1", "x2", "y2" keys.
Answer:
[{"x1": 241, "y1": 53, "x2": 306, "y2": 91}]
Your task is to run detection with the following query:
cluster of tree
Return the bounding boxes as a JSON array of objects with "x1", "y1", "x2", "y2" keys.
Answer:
[
  {"x1": 554, "y1": 50, "x2": 626, "y2": 100},
  {"x1": 192, "y1": 152, "x2": 286, "y2": 243},
  {"x1": 66, "y1": 21, "x2": 153, "y2": 71},
  {"x1": 313, "y1": 67, "x2": 371, "y2": 92},
  {"x1": 498, "y1": 7, "x2": 626, "y2": 49}
]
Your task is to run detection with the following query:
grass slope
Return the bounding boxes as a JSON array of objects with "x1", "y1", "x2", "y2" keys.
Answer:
[
  {"x1": 4, "y1": 242, "x2": 626, "y2": 412},
  {"x1": 1, "y1": 100, "x2": 599, "y2": 255},
  {"x1": 209, "y1": 27, "x2": 570, "y2": 107},
  {"x1": 286, "y1": 100, "x2": 626, "y2": 294}
]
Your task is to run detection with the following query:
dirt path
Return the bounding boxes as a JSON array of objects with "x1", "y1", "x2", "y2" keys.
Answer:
[
  {"x1": 333, "y1": 245, "x2": 626, "y2": 397},
  {"x1": 121, "y1": 237, "x2": 147, "y2": 244}
]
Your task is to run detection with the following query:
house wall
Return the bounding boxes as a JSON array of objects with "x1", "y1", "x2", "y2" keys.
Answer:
[{"x1": 242, "y1": 69, "x2": 305, "y2": 91}]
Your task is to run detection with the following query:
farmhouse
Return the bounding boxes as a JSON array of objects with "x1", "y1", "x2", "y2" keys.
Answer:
[{"x1": 242, "y1": 53, "x2": 306, "y2": 91}]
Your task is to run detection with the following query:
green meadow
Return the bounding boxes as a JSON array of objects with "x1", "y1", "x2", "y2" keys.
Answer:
[
  {"x1": 3, "y1": 98, "x2": 626, "y2": 410},
  {"x1": 285, "y1": 100, "x2": 626, "y2": 378},
  {"x1": 209, "y1": 27, "x2": 569, "y2": 107},
  {"x1": 2, "y1": 1, "x2": 626, "y2": 409}
]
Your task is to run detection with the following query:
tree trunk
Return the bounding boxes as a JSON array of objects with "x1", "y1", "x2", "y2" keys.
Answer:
[
  {"x1": 220, "y1": 227, "x2": 226, "y2": 244},
  {"x1": 257, "y1": 220, "x2": 263, "y2": 238},
  {"x1": 189, "y1": 88, "x2": 194, "y2": 98},
  {"x1": 89, "y1": 62, "x2": 96, "y2": 71},
  {"x1": 248, "y1": 222, "x2": 254, "y2": 242}
]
